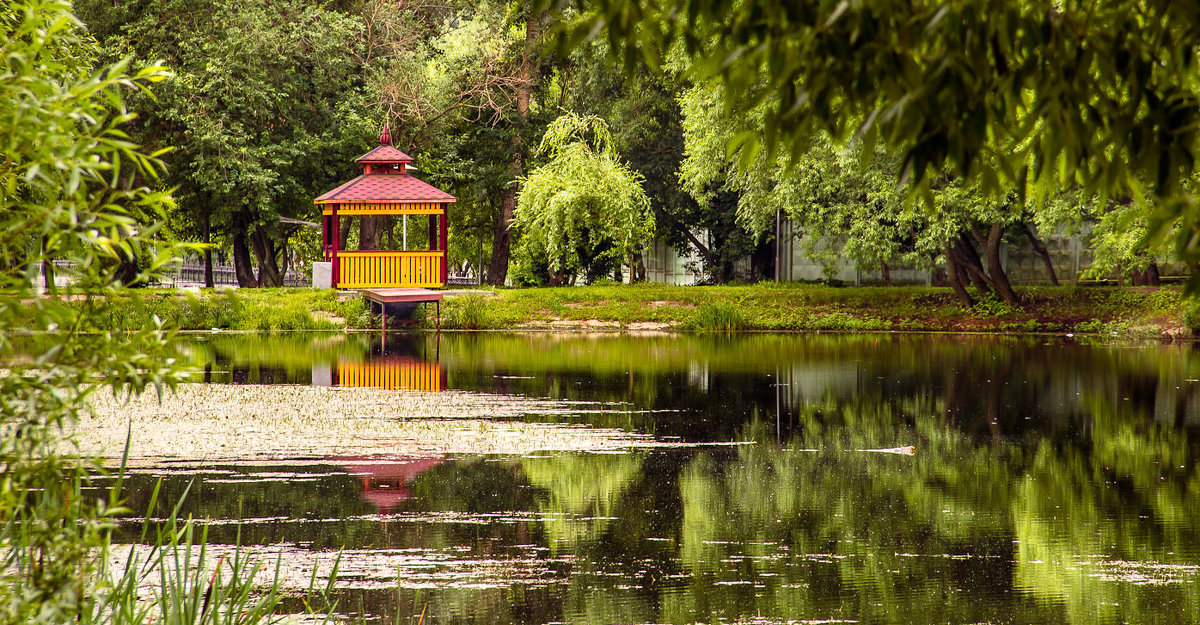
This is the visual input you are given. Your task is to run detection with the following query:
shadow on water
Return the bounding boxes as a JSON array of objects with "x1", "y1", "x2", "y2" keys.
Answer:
[{"x1": 107, "y1": 333, "x2": 1200, "y2": 624}]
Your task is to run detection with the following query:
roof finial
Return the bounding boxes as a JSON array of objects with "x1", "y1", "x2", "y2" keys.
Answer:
[{"x1": 379, "y1": 123, "x2": 392, "y2": 146}]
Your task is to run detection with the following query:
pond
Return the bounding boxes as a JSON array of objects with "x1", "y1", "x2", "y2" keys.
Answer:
[{"x1": 106, "y1": 332, "x2": 1200, "y2": 624}]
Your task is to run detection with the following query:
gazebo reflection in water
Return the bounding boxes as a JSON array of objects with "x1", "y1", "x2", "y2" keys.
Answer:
[
  {"x1": 317, "y1": 332, "x2": 445, "y2": 512},
  {"x1": 311, "y1": 333, "x2": 445, "y2": 392},
  {"x1": 332, "y1": 457, "x2": 444, "y2": 513}
]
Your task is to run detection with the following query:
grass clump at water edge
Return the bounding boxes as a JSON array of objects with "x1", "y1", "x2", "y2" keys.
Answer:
[
  {"x1": 688, "y1": 301, "x2": 749, "y2": 332},
  {"x1": 445, "y1": 293, "x2": 492, "y2": 330}
]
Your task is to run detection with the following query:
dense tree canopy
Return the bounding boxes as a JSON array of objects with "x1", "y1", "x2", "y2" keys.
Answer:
[
  {"x1": 38, "y1": 0, "x2": 1198, "y2": 294},
  {"x1": 562, "y1": 0, "x2": 1200, "y2": 286}
]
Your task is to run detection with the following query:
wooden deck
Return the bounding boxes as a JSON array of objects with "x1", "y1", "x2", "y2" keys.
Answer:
[
  {"x1": 360, "y1": 288, "x2": 442, "y2": 331},
  {"x1": 361, "y1": 287, "x2": 444, "y2": 304}
]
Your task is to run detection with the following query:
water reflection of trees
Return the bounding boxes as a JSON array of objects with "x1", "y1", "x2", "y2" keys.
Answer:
[
  {"x1": 440, "y1": 334, "x2": 1200, "y2": 444},
  {"x1": 532, "y1": 396, "x2": 1200, "y2": 625},
  {"x1": 138, "y1": 334, "x2": 1200, "y2": 623}
]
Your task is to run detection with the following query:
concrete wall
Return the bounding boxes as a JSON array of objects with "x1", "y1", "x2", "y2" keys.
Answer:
[{"x1": 640, "y1": 220, "x2": 1185, "y2": 286}]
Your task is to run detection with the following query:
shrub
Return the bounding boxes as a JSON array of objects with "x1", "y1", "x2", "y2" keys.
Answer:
[{"x1": 1184, "y1": 299, "x2": 1200, "y2": 336}]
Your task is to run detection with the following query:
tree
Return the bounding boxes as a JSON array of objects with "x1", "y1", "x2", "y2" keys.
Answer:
[
  {"x1": 561, "y1": 0, "x2": 1200, "y2": 286},
  {"x1": 682, "y1": 81, "x2": 1034, "y2": 304},
  {"x1": 77, "y1": 0, "x2": 369, "y2": 287},
  {"x1": 511, "y1": 113, "x2": 654, "y2": 284},
  {"x1": 356, "y1": 0, "x2": 528, "y2": 267}
]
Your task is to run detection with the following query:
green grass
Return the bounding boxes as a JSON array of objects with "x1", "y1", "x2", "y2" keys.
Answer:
[
  {"x1": 436, "y1": 283, "x2": 1186, "y2": 336},
  {"x1": 68, "y1": 288, "x2": 368, "y2": 332},
  {"x1": 28, "y1": 282, "x2": 1191, "y2": 336},
  {"x1": 687, "y1": 301, "x2": 748, "y2": 331}
]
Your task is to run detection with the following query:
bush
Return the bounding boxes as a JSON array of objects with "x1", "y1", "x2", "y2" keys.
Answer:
[{"x1": 1184, "y1": 299, "x2": 1200, "y2": 336}]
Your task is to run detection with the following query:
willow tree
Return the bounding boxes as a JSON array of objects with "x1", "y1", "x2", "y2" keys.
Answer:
[{"x1": 512, "y1": 113, "x2": 654, "y2": 284}]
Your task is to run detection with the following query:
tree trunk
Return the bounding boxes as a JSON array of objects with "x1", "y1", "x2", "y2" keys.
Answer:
[
  {"x1": 487, "y1": 12, "x2": 541, "y2": 286},
  {"x1": 339, "y1": 216, "x2": 353, "y2": 250},
  {"x1": 1131, "y1": 260, "x2": 1161, "y2": 286},
  {"x1": 202, "y1": 210, "x2": 214, "y2": 288},
  {"x1": 488, "y1": 171, "x2": 519, "y2": 286},
  {"x1": 657, "y1": 207, "x2": 716, "y2": 273},
  {"x1": 952, "y1": 235, "x2": 994, "y2": 295},
  {"x1": 251, "y1": 227, "x2": 283, "y2": 287},
  {"x1": 41, "y1": 235, "x2": 54, "y2": 292},
  {"x1": 985, "y1": 222, "x2": 1019, "y2": 306},
  {"x1": 231, "y1": 212, "x2": 258, "y2": 288},
  {"x1": 880, "y1": 261, "x2": 892, "y2": 286},
  {"x1": 1023, "y1": 223, "x2": 1059, "y2": 286},
  {"x1": 944, "y1": 245, "x2": 975, "y2": 307},
  {"x1": 359, "y1": 216, "x2": 384, "y2": 251}
]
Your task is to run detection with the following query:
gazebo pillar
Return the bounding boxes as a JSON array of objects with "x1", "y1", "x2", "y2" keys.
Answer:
[
  {"x1": 439, "y1": 209, "x2": 448, "y2": 285},
  {"x1": 330, "y1": 204, "x2": 340, "y2": 288}
]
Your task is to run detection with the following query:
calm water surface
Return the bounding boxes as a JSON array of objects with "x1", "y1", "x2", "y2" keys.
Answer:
[{"x1": 116, "y1": 333, "x2": 1200, "y2": 624}]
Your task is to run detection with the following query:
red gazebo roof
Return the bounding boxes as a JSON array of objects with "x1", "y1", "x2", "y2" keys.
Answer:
[
  {"x1": 315, "y1": 173, "x2": 456, "y2": 204},
  {"x1": 315, "y1": 125, "x2": 455, "y2": 205},
  {"x1": 356, "y1": 144, "x2": 413, "y2": 164}
]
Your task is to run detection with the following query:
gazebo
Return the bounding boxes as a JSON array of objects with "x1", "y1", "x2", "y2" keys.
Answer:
[{"x1": 316, "y1": 127, "x2": 455, "y2": 290}]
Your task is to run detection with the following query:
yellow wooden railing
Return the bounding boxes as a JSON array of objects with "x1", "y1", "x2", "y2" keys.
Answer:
[
  {"x1": 337, "y1": 358, "x2": 443, "y2": 391},
  {"x1": 337, "y1": 251, "x2": 443, "y2": 288}
]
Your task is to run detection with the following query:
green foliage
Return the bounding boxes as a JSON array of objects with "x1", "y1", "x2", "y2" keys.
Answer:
[
  {"x1": 76, "y1": 0, "x2": 372, "y2": 285},
  {"x1": 569, "y1": 0, "x2": 1200, "y2": 224},
  {"x1": 69, "y1": 289, "x2": 368, "y2": 332},
  {"x1": 563, "y1": 0, "x2": 1200, "y2": 299},
  {"x1": 1, "y1": 3, "x2": 346, "y2": 621},
  {"x1": 687, "y1": 300, "x2": 748, "y2": 332},
  {"x1": 970, "y1": 293, "x2": 1020, "y2": 318},
  {"x1": 1185, "y1": 300, "x2": 1200, "y2": 335},
  {"x1": 447, "y1": 293, "x2": 492, "y2": 330},
  {"x1": 0, "y1": 1, "x2": 180, "y2": 621},
  {"x1": 513, "y1": 113, "x2": 655, "y2": 283}
]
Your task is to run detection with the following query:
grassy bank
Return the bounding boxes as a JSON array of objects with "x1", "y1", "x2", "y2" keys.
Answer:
[
  {"x1": 444, "y1": 284, "x2": 1189, "y2": 336},
  {"x1": 38, "y1": 283, "x2": 1194, "y2": 336}
]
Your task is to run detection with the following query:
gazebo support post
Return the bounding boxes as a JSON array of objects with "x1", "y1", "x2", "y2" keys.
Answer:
[
  {"x1": 439, "y1": 210, "x2": 448, "y2": 285},
  {"x1": 331, "y1": 205, "x2": 340, "y2": 289}
]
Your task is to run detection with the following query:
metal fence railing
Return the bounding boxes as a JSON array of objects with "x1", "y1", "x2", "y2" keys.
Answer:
[
  {"x1": 171, "y1": 263, "x2": 308, "y2": 287},
  {"x1": 46, "y1": 260, "x2": 308, "y2": 288}
]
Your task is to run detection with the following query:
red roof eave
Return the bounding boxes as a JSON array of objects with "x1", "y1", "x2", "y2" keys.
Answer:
[
  {"x1": 315, "y1": 173, "x2": 456, "y2": 204},
  {"x1": 355, "y1": 145, "x2": 414, "y2": 163}
]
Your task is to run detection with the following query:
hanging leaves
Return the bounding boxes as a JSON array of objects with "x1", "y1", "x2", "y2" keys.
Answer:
[{"x1": 512, "y1": 114, "x2": 654, "y2": 280}]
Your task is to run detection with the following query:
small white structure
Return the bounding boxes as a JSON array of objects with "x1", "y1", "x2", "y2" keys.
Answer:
[{"x1": 312, "y1": 261, "x2": 333, "y2": 289}]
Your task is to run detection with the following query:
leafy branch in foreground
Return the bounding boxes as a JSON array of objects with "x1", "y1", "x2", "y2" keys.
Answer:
[
  {"x1": 556, "y1": 0, "x2": 1200, "y2": 287},
  {"x1": 0, "y1": 2, "x2": 298, "y2": 624}
]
